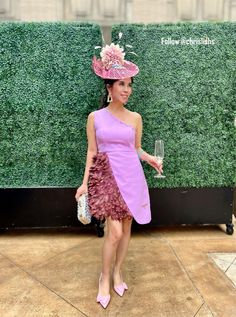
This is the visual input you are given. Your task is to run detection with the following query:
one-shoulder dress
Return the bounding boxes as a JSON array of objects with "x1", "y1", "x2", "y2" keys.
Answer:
[{"x1": 88, "y1": 107, "x2": 151, "y2": 224}]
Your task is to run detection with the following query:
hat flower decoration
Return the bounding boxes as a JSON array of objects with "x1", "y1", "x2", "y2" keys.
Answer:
[{"x1": 92, "y1": 32, "x2": 139, "y2": 80}]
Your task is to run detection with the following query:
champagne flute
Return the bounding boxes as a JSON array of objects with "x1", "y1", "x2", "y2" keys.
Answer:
[{"x1": 154, "y1": 139, "x2": 166, "y2": 178}]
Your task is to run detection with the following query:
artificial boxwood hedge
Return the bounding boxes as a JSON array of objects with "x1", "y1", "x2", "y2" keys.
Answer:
[
  {"x1": 112, "y1": 22, "x2": 236, "y2": 188},
  {"x1": 0, "y1": 22, "x2": 235, "y2": 188},
  {"x1": 0, "y1": 22, "x2": 103, "y2": 187}
]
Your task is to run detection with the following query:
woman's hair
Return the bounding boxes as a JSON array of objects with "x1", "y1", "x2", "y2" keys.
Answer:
[
  {"x1": 99, "y1": 77, "x2": 134, "y2": 109},
  {"x1": 99, "y1": 79, "x2": 118, "y2": 109}
]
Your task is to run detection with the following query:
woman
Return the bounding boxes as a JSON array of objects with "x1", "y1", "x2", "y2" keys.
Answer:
[{"x1": 75, "y1": 43, "x2": 163, "y2": 309}]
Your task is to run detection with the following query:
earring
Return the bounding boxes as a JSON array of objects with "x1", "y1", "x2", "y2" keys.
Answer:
[{"x1": 107, "y1": 94, "x2": 113, "y2": 102}]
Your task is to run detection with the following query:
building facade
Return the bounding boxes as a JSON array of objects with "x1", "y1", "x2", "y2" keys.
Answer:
[{"x1": 0, "y1": 0, "x2": 235, "y2": 41}]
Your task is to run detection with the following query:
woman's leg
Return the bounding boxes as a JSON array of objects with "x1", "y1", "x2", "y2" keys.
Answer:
[
  {"x1": 113, "y1": 217, "x2": 133, "y2": 285},
  {"x1": 98, "y1": 216, "x2": 123, "y2": 296}
]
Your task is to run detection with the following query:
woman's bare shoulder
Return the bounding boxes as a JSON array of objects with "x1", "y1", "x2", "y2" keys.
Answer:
[
  {"x1": 127, "y1": 110, "x2": 142, "y2": 120},
  {"x1": 88, "y1": 111, "x2": 95, "y2": 118},
  {"x1": 88, "y1": 108, "x2": 103, "y2": 118},
  {"x1": 87, "y1": 112, "x2": 96, "y2": 128}
]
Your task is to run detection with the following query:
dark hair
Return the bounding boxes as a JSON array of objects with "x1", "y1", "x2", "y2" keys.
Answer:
[
  {"x1": 99, "y1": 79, "x2": 118, "y2": 109},
  {"x1": 99, "y1": 77, "x2": 134, "y2": 109}
]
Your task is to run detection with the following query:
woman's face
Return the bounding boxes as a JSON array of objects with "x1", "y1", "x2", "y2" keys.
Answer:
[{"x1": 108, "y1": 78, "x2": 132, "y2": 105}]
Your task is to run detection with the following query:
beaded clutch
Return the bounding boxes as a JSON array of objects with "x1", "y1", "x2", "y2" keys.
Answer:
[{"x1": 77, "y1": 193, "x2": 91, "y2": 225}]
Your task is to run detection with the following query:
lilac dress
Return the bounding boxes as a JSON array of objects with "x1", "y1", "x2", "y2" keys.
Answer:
[{"x1": 88, "y1": 107, "x2": 151, "y2": 225}]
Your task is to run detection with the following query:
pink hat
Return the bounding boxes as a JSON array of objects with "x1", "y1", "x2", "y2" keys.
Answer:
[{"x1": 92, "y1": 42, "x2": 139, "y2": 79}]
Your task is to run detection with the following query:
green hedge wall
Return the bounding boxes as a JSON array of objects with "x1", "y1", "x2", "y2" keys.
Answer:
[
  {"x1": 0, "y1": 22, "x2": 103, "y2": 187},
  {"x1": 1, "y1": 22, "x2": 235, "y2": 189},
  {"x1": 112, "y1": 22, "x2": 236, "y2": 188}
]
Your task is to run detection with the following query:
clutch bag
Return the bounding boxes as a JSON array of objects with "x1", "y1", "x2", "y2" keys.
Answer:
[{"x1": 77, "y1": 192, "x2": 91, "y2": 225}]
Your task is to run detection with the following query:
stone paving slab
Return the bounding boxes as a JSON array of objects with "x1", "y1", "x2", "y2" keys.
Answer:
[{"x1": 0, "y1": 254, "x2": 85, "y2": 317}]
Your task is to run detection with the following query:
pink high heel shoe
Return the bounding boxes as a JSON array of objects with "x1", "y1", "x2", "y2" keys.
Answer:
[
  {"x1": 96, "y1": 274, "x2": 111, "y2": 309},
  {"x1": 114, "y1": 282, "x2": 128, "y2": 297},
  {"x1": 113, "y1": 270, "x2": 128, "y2": 297}
]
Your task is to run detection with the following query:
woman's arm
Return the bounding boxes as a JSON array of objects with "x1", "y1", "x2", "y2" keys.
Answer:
[
  {"x1": 82, "y1": 112, "x2": 98, "y2": 185},
  {"x1": 135, "y1": 113, "x2": 152, "y2": 161},
  {"x1": 75, "y1": 112, "x2": 97, "y2": 200},
  {"x1": 135, "y1": 113, "x2": 163, "y2": 173}
]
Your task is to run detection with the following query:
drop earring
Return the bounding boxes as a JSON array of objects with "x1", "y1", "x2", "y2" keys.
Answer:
[{"x1": 107, "y1": 94, "x2": 113, "y2": 102}]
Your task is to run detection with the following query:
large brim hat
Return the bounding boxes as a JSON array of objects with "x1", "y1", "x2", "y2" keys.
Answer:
[{"x1": 92, "y1": 41, "x2": 139, "y2": 80}]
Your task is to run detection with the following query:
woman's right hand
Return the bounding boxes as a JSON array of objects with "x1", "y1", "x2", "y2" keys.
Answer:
[{"x1": 75, "y1": 184, "x2": 88, "y2": 202}]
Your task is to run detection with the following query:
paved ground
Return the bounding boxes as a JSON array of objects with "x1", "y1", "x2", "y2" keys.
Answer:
[{"x1": 0, "y1": 217, "x2": 236, "y2": 317}]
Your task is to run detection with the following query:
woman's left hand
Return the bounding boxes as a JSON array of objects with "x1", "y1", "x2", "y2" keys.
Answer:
[{"x1": 147, "y1": 155, "x2": 163, "y2": 174}]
